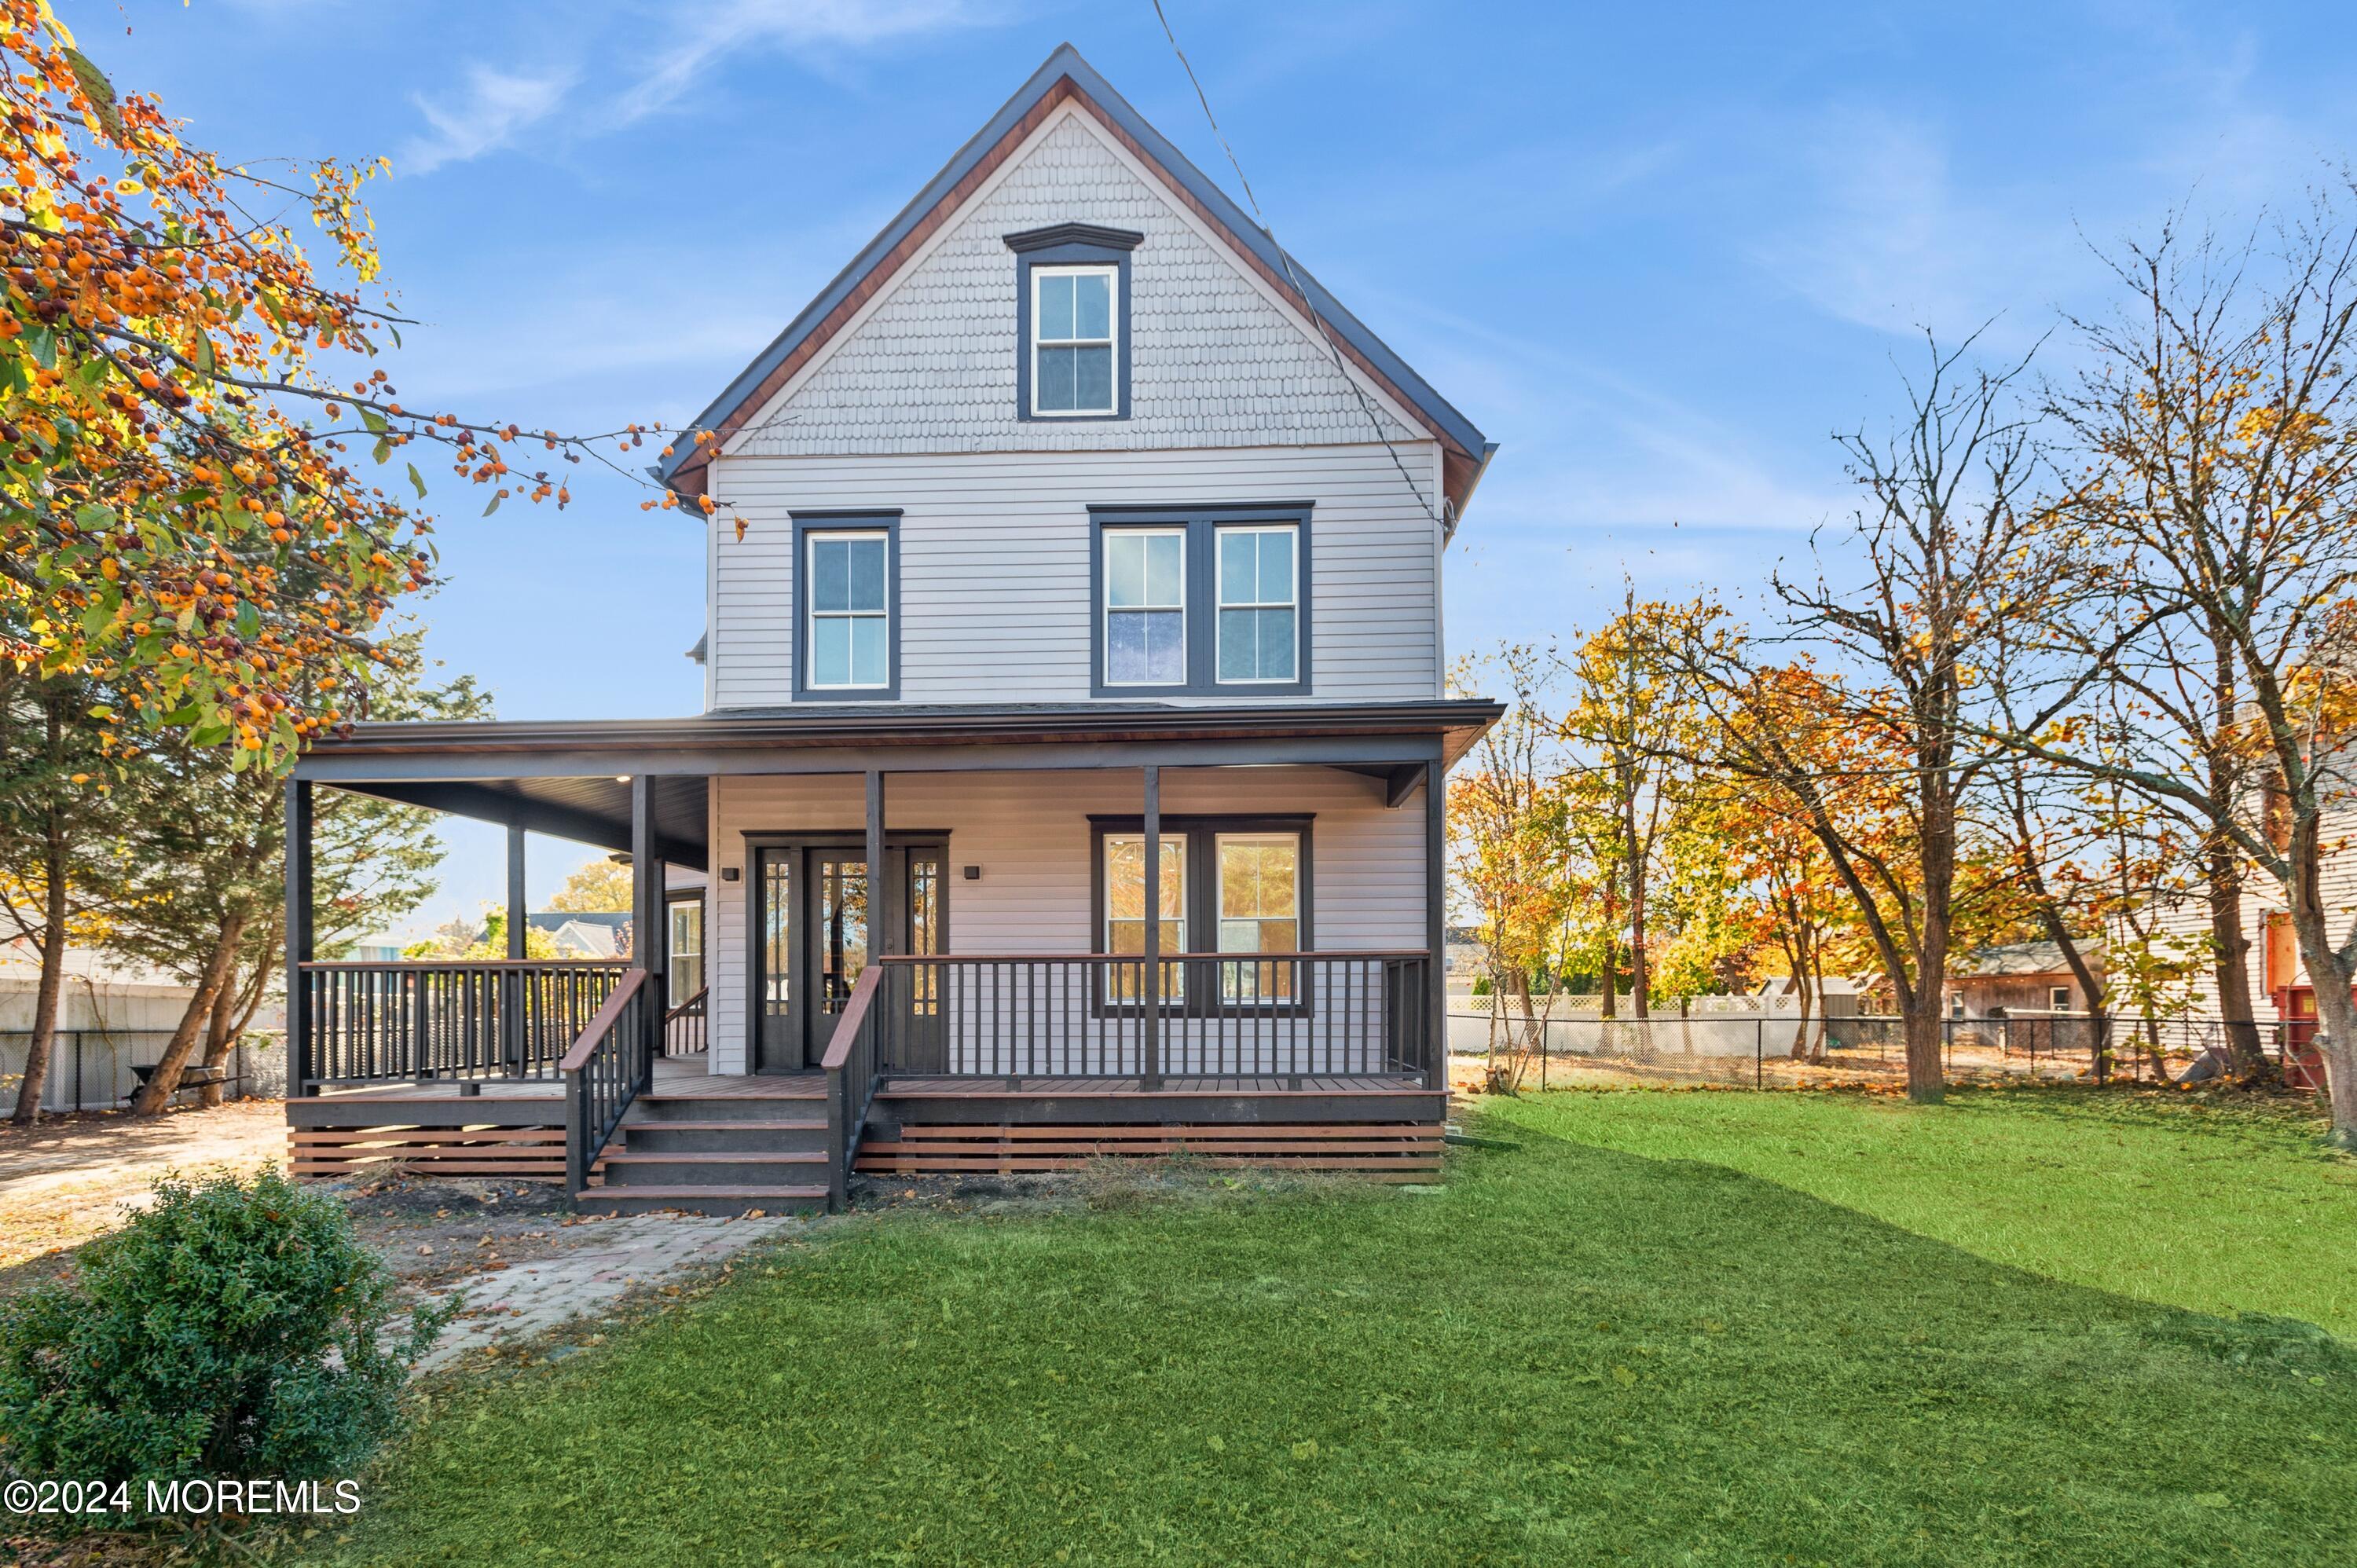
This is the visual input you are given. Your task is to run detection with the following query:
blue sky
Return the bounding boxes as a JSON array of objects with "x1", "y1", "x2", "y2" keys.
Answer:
[{"x1": 83, "y1": 0, "x2": 2357, "y2": 936}]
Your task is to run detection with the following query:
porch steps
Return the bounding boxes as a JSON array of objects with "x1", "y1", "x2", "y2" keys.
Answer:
[{"x1": 569, "y1": 1092, "x2": 832, "y2": 1217}]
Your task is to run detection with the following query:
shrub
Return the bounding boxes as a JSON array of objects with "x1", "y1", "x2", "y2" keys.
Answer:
[{"x1": 0, "y1": 1167, "x2": 449, "y2": 1494}]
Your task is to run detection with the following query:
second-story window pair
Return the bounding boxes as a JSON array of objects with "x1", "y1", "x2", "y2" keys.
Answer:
[{"x1": 1098, "y1": 511, "x2": 1306, "y2": 694}]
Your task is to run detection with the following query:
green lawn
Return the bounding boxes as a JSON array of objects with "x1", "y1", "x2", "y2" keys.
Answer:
[{"x1": 304, "y1": 1089, "x2": 2355, "y2": 1566}]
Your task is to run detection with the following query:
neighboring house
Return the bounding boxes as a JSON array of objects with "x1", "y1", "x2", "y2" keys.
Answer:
[
  {"x1": 2113, "y1": 760, "x2": 2357, "y2": 1077},
  {"x1": 1755, "y1": 973, "x2": 1864, "y2": 1016},
  {"x1": 282, "y1": 46, "x2": 1497, "y2": 1212},
  {"x1": 1944, "y1": 942, "x2": 2101, "y2": 1020}
]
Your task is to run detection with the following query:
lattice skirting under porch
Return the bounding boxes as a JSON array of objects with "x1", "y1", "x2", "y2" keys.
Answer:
[{"x1": 853, "y1": 1122, "x2": 1444, "y2": 1180}]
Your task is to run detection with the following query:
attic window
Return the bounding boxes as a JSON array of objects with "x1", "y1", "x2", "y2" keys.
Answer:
[
  {"x1": 1007, "y1": 222, "x2": 1140, "y2": 423},
  {"x1": 1032, "y1": 266, "x2": 1116, "y2": 414}
]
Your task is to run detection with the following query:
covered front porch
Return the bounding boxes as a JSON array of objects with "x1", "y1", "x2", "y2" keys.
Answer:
[{"x1": 284, "y1": 702, "x2": 1494, "y2": 1209}]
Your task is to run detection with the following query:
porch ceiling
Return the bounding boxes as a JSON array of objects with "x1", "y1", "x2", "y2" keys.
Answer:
[{"x1": 327, "y1": 774, "x2": 712, "y2": 868}]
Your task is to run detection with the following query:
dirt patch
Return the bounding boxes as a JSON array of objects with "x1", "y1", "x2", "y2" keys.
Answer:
[
  {"x1": 328, "y1": 1175, "x2": 588, "y2": 1291},
  {"x1": 0, "y1": 1099, "x2": 285, "y2": 1284}
]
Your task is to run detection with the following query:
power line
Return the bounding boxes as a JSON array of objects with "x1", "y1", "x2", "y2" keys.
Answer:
[{"x1": 1146, "y1": 0, "x2": 1446, "y2": 531}]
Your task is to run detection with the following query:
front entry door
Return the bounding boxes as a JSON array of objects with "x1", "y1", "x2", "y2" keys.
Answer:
[{"x1": 756, "y1": 842, "x2": 942, "y2": 1071}]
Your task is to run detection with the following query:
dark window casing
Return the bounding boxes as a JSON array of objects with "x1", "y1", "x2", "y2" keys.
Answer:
[
  {"x1": 790, "y1": 511, "x2": 901, "y2": 702},
  {"x1": 1009, "y1": 224, "x2": 1139, "y2": 423},
  {"x1": 1087, "y1": 504, "x2": 1314, "y2": 698}
]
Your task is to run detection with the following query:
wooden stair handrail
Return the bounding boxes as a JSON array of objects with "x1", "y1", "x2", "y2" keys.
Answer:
[
  {"x1": 558, "y1": 968, "x2": 650, "y2": 1073},
  {"x1": 819, "y1": 965, "x2": 885, "y2": 1072},
  {"x1": 663, "y1": 984, "x2": 709, "y2": 1024}
]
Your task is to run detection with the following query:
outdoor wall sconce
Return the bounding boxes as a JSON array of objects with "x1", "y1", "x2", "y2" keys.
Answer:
[
  {"x1": 721, "y1": 866, "x2": 742, "y2": 882},
  {"x1": 962, "y1": 865, "x2": 982, "y2": 880}
]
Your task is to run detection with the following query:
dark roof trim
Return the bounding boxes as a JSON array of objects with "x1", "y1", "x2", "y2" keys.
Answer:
[
  {"x1": 655, "y1": 43, "x2": 1491, "y2": 518},
  {"x1": 300, "y1": 698, "x2": 1500, "y2": 758},
  {"x1": 1004, "y1": 221, "x2": 1142, "y2": 253}
]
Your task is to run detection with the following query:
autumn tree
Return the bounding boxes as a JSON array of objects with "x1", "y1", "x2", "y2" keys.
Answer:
[
  {"x1": 1446, "y1": 645, "x2": 1581, "y2": 1092},
  {"x1": 1657, "y1": 337, "x2": 2052, "y2": 1101},
  {"x1": 1980, "y1": 206, "x2": 2357, "y2": 1136},
  {"x1": 1711, "y1": 770, "x2": 1853, "y2": 1059},
  {"x1": 0, "y1": 5, "x2": 703, "y2": 765},
  {"x1": 1559, "y1": 591, "x2": 1710, "y2": 1019},
  {"x1": 547, "y1": 858, "x2": 632, "y2": 914}
]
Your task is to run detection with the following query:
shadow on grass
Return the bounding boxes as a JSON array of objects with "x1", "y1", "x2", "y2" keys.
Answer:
[{"x1": 310, "y1": 1123, "x2": 2355, "y2": 1568}]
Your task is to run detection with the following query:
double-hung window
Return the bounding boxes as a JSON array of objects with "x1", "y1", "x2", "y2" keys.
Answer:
[
  {"x1": 1103, "y1": 527, "x2": 1186, "y2": 687},
  {"x1": 1216, "y1": 526, "x2": 1298, "y2": 683},
  {"x1": 1102, "y1": 831, "x2": 1186, "y2": 1003},
  {"x1": 1090, "y1": 507, "x2": 1311, "y2": 696},
  {"x1": 1215, "y1": 831, "x2": 1301, "y2": 1002},
  {"x1": 1032, "y1": 266, "x2": 1117, "y2": 416},
  {"x1": 793, "y1": 513, "x2": 900, "y2": 700}
]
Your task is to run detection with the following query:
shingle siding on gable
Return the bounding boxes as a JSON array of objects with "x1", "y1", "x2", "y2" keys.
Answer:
[{"x1": 731, "y1": 109, "x2": 1417, "y2": 457}]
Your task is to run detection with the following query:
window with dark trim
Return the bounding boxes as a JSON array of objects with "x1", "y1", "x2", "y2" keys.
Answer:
[
  {"x1": 1087, "y1": 505, "x2": 1313, "y2": 698},
  {"x1": 1091, "y1": 815, "x2": 1313, "y2": 1012},
  {"x1": 790, "y1": 511, "x2": 901, "y2": 701},
  {"x1": 1007, "y1": 223, "x2": 1139, "y2": 423}
]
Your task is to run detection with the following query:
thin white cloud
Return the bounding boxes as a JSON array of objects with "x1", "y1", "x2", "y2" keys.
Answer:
[
  {"x1": 614, "y1": 0, "x2": 988, "y2": 126},
  {"x1": 1747, "y1": 108, "x2": 2068, "y2": 346},
  {"x1": 400, "y1": 64, "x2": 577, "y2": 175}
]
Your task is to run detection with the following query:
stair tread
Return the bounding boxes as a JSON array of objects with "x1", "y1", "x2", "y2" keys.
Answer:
[
  {"x1": 574, "y1": 1185, "x2": 827, "y2": 1200},
  {"x1": 621, "y1": 1118, "x2": 827, "y2": 1131},
  {"x1": 603, "y1": 1150, "x2": 823, "y2": 1163}
]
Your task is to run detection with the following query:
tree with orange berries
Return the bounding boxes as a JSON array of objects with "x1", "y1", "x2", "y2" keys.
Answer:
[
  {"x1": 0, "y1": 3, "x2": 688, "y2": 760},
  {"x1": 0, "y1": 3, "x2": 702, "y2": 1114}
]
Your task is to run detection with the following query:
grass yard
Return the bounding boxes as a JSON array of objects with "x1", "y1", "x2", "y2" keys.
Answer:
[{"x1": 301, "y1": 1088, "x2": 2355, "y2": 1566}]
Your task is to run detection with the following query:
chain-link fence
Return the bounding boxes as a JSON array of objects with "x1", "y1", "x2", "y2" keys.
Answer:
[
  {"x1": 0, "y1": 1030, "x2": 286, "y2": 1113},
  {"x1": 1450, "y1": 1006, "x2": 2315, "y2": 1091}
]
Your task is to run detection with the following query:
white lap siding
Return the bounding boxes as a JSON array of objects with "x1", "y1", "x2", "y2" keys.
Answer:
[
  {"x1": 705, "y1": 765, "x2": 1427, "y2": 1075},
  {"x1": 705, "y1": 442, "x2": 1444, "y2": 709}
]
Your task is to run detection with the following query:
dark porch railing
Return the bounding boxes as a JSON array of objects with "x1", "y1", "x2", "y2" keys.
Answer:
[
  {"x1": 295, "y1": 959, "x2": 629, "y2": 1090},
  {"x1": 856, "y1": 951, "x2": 1432, "y2": 1084},
  {"x1": 561, "y1": 969, "x2": 655, "y2": 1197},
  {"x1": 664, "y1": 985, "x2": 709, "y2": 1057}
]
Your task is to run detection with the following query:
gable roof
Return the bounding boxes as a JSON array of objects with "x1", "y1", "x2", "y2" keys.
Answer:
[{"x1": 656, "y1": 43, "x2": 1495, "y2": 529}]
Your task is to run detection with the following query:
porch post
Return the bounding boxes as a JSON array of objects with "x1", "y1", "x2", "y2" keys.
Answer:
[
  {"x1": 1424, "y1": 756, "x2": 1446, "y2": 1091},
  {"x1": 284, "y1": 779, "x2": 313, "y2": 1097},
  {"x1": 865, "y1": 770, "x2": 889, "y2": 956},
  {"x1": 504, "y1": 822, "x2": 526, "y2": 1075},
  {"x1": 1142, "y1": 764, "x2": 1161, "y2": 1090},
  {"x1": 632, "y1": 776, "x2": 663, "y2": 1089}
]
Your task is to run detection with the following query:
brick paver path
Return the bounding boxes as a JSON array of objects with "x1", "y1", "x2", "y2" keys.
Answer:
[{"x1": 416, "y1": 1213, "x2": 805, "y2": 1370}]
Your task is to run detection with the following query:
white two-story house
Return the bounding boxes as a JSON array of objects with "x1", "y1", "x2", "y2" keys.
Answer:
[{"x1": 282, "y1": 46, "x2": 1501, "y2": 1213}]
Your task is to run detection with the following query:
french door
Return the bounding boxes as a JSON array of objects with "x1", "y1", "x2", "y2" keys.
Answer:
[{"x1": 754, "y1": 840, "x2": 942, "y2": 1072}]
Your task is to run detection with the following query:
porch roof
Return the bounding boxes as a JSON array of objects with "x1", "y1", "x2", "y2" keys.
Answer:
[{"x1": 291, "y1": 698, "x2": 1503, "y2": 870}]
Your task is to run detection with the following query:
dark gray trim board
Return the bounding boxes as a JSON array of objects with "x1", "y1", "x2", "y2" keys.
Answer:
[
  {"x1": 790, "y1": 511, "x2": 903, "y2": 702},
  {"x1": 295, "y1": 699, "x2": 1499, "y2": 772},
  {"x1": 1087, "y1": 504, "x2": 1314, "y2": 699},
  {"x1": 308, "y1": 732, "x2": 1447, "y2": 786},
  {"x1": 653, "y1": 44, "x2": 1491, "y2": 523}
]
